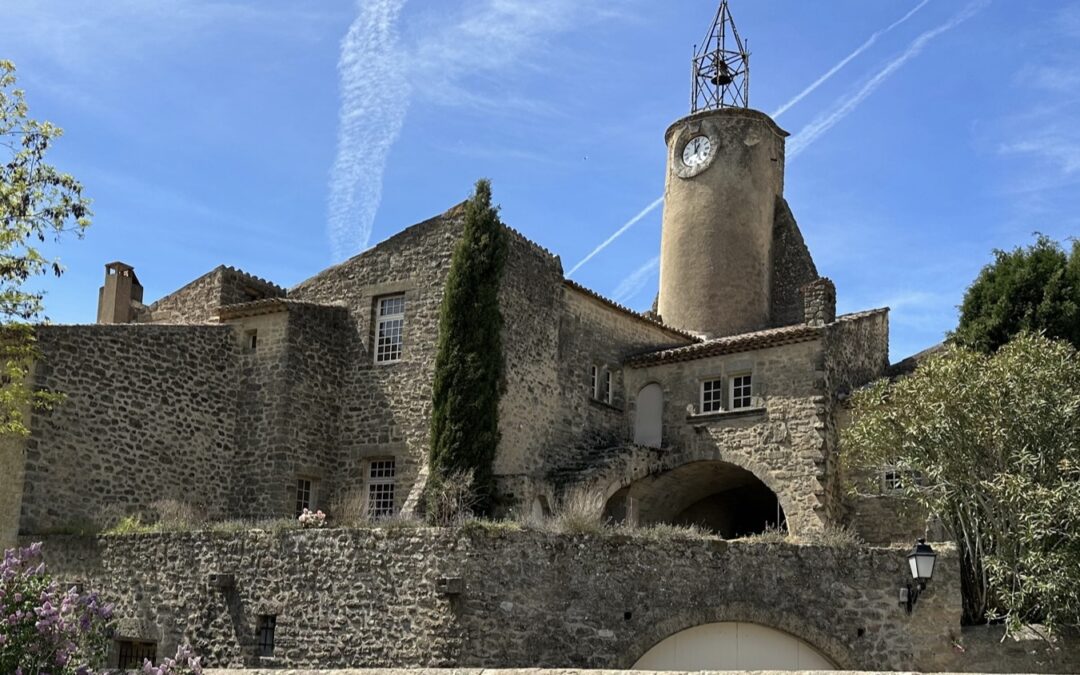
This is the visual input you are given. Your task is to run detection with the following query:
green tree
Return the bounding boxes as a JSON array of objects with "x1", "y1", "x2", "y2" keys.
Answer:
[
  {"x1": 0, "y1": 60, "x2": 90, "y2": 435},
  {"x1": 843, "y1": 333, "x2": 1080, "y2": 631},
  {"x1": 427, "y1": 179, "x2": 507, "y2": 517},
  {"x1": 953, "y1": 235, "x2": 1080, "y2": 352}
]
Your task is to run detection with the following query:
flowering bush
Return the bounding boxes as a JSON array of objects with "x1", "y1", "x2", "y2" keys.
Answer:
[
  {"x1": 140, "y1": 643, "x2": 202, "y2": 675},
  {"x1": 0, "y1": 542, "x2": 113, "y2": 674},
  {"x1": 297, "y1": 509, "x2": 326, "y2": 529}
]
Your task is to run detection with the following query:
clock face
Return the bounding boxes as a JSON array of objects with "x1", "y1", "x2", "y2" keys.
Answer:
[{"x1": 682, "y1": 135, "x2": 712, "y2": 168}]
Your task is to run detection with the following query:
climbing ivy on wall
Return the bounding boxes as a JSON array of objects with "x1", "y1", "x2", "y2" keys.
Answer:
[{"x1": 428, "y1": 179, "x2": 507, "y2": 517}]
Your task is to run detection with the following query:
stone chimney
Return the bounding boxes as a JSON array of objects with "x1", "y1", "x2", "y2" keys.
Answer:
[
  {"x1": 801, "y1": 278, "x2": 836, "y2": 326},
  {"x1": 97, "y1": 262, "x2": 143, "y2": 324}
]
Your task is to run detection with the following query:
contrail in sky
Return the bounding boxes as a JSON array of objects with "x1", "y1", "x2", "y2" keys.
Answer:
[
  {"x1": 612, "y1": 255, "x2": 660, "y2": 304},
  {"x1": 566, "y1": 196, "x2": 664, "y2": 276},
  {"x1": 787, "y1": 0, "x2": 989, "y2": 159},
  {"x1": 770, "y1": 0, "x2": 931, "y2": 119},
  {"x1": 327, "y1": 0, "x2": 410, "y2": 262},
  {"x1": 575, "y1": 0, "x2": 977, "y2": 283}
]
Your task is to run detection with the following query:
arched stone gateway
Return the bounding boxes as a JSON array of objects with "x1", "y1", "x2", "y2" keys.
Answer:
[
  {"x1": 633, "y1": 622, "x2": 837, "y2": 671},
  {"x1": 603, "y1": 460, "x2": 785, "y2": 537}
]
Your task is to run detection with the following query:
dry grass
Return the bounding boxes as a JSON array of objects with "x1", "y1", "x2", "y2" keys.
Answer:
[
  {"x1": 623, "y1": 521, "x2": 713, "y2": 542},
  {"x1": 549, "y1": 488, "x2": 606, "y2": 535}
]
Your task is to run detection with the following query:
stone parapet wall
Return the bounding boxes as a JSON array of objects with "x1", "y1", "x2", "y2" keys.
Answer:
[{"x1": 34, "y1": 528, "x2": 963, "y2": 672}]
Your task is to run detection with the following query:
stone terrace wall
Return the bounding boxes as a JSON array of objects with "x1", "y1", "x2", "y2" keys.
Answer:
[
  {"x1": 18, "y1": 325, "x2": 241, "y2": 533},
  {"x1": 35, "y1": 529, "x2": 962, "y2": 672}
]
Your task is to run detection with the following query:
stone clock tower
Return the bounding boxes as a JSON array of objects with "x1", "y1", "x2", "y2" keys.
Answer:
[{"x1": 657, "y1": 1, "x2": 794, "y2": 339}]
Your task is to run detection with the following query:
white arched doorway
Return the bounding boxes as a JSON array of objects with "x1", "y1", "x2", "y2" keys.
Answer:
[
  {"x1": 633, "y1": 383, "x2": 663, "y2": 448},
  {"x1": 633, "y1": 622, "x2": 836, "y2": 671}
]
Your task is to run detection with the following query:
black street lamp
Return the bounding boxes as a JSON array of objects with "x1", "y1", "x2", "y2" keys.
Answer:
[{"x1": 905, "y1": 538, "x2": 937, "y2": 613}]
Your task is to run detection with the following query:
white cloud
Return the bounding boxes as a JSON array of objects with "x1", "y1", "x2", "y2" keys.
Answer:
[
  {"x1": 326, "y1": 0, "x2": 411, "y2": 262},
  {"x1": 327, "y1": 0, "x2": 626, "y2": 260}
]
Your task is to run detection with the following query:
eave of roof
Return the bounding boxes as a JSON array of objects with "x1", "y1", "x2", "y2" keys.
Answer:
[{"x1": 626, "y1": 307, "x2": 888, "y2": 368}]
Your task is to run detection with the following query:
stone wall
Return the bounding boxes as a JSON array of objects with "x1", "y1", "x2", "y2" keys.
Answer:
[
  {"x1": 33, "y1": 528, "x2": 964, "y2": 672},
  {"x1": 17, "y1": 325, "x2": 242, "y2": 533},
  {"x1": 290, "y1": 210, "x2": 465, "y2": 512},
  {"x1": 770, "y1": 196, "x2": 819, "y2": 328},
  {"x1": 535, "y1": 288, "x2": 694, "y2": 496},
  {"x1": 146, "y1": 266, "x2": 284, "y2": 325},
  {"x1": 622, "y1": 339, "x2": 829, "y2": 535},
  {"x1": 491, "y1": 232, "x2": 565, "y2": 505},
  {"x1": 821, "y1": 310, "x2": 890, "y2": 524},
  {"x1": 220, "y1": 302, "x2": 354, "y2": 518}
]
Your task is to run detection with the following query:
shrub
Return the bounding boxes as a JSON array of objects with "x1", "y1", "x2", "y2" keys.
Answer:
[
  {"x1": 0, "y1": 542, "x2": 114, "y2": 674},
  {"x1": 297, "y1": 509, "x2": 326, "y2": 529},
  {"x1": 424, "y1": 470, "x2": 479, "y2": 527}
]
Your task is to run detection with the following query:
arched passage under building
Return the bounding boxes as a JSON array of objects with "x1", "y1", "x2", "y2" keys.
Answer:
[
  {"x1": 603, "y1": 460, "x2": 785, "y2": 537},
  {"x1": 632, "y1": 622, "x2": 837, "y2": 670}
]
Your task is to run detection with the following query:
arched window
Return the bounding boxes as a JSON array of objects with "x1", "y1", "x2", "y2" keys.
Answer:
[{"x1": 634, "y1": 383, "x2": 664, "y2": 448}]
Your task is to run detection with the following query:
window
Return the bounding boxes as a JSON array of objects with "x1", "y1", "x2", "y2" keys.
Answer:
[
  {"x1": 882, "y1": 468, "x2": 903, "y2": 492},
  {"x1": 590, "y1": 365, "x2": 599, "y2": 399},
  {"x1": 117, "y1": 640, "x2": 156, "y2": 669},
  {"x1": 375, "y1": 295, "x2": 405, "y2": 364},
  {"x1": 605, "y1": 370, "x2": 613, "y2": 404},
  {"x1": 257, "y1": 615, "x2": 277, "y2": 657},
  {"x1": 245, "y1": 329, "x2": 258, "y2": 352},
  {"x1": 701, "y1": 379, "x2": 724, "y2": 413},
  {"x1": 367, "y1": 459, "x2": 396, "y2": 517},
  {"x1": 730, "y1": 373, "x2": 753, "y2": 409},
  {"x1": 294, "y1": 478, "x2": 313, "y2": 518}
]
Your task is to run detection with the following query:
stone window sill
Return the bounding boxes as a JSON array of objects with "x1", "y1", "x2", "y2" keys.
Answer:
[
  {"x1": 588, "y1": 397, "x2": 624, "y2": 413},
  {"x1": 687, "y1": 407, "x2": 766, "y2": 423}
]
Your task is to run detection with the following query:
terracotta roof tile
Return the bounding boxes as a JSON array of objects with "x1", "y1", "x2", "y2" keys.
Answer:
[{"x1": 626, "y1": 308, "x2": 888, "y2": 367}]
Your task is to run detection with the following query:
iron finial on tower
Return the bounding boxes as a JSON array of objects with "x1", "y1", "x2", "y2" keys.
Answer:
[{"x1": 691, "y1": 0, "x2": 750, "y2": 112}]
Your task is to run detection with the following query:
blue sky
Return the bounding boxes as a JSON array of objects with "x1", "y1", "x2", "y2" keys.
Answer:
[{"x1": 3, "y1": 0, "x2": 1078, "y2": 360}]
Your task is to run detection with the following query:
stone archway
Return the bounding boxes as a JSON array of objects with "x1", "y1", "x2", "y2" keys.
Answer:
[
  {"x1": 603, "y1": 460, "x2": 785, "y2": 538},
  {"x1": 632, "y1": 621, "x2": 837, "y2": 671}
]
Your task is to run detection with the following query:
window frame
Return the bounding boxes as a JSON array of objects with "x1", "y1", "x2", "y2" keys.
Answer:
[
  {"x1": 605, "y1": 369, "x2": 614, "y2": 405},
  {"x1": 257, "y1": 614, "x2": 277, "y2": 658},
  {"x1": 116, "y1": 640, "x2": 156, "y2": 670},
  {"x1": 729, "y1": 372, "x2": 753, "y2": 410},
  {"x1": 590, "y1": 365, "x2": 599, "y2": 400},
  {"x1": 366, "y1": 458, "x2": 396, "y2": 518},
  {"x1": 294, "y1": 478, "x2": 314, "y2": 518},
  {"x1": 374, "y1": 295, "x2": 406, "y2": 365},
  {"x1": 700, "y1": 378, "x2": 724, "y2": 413}
]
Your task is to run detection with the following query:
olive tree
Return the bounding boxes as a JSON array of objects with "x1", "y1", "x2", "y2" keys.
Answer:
[{"x1": 843, "y1": 333, "x2": 1080, "y2": 632}]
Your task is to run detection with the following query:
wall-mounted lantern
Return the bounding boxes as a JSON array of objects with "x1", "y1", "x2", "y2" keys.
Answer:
[{"x1": 903, "y1": 539, "x2": 937, "y2": 613}]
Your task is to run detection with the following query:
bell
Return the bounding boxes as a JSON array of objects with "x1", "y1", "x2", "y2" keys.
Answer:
[{"x1": 711, "y1": 61, "x2": 733, "y2": 86}]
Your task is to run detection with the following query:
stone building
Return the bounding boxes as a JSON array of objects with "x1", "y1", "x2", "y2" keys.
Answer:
[{"x1": 4, "y1": 3, "x2": 1075, "y2": 673}]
